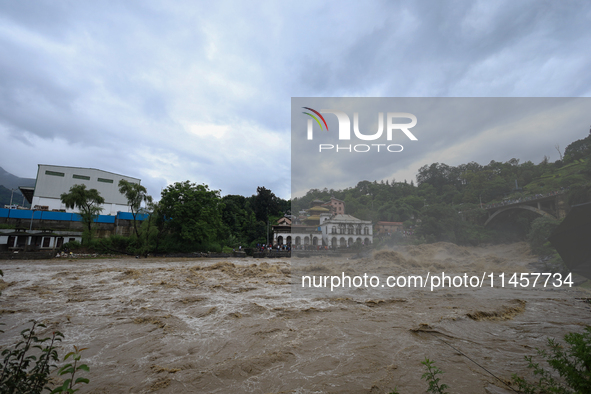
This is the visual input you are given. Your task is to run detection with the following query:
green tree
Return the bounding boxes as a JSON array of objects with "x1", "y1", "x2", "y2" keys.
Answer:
[
  {"x1": 60, "y1": 184, "x2": 104, "y2": 244},
  {"x1": 527, "y1": 216, "x2": 560, "y2": 255},
  {"x1": 416, "y1": 204, "x2": 461, "y2": 243},
  {"x1": 132, "y1": 198, "x2": 161, "y2": 256},
  {"x1": 253, "y1": 186, "x2": 280, "y2": 223},
  {"x1": 417, "y1": 163, "x2": 457, "y2": 194},
  {"x1": 568, "y1": 183, "x2": 591, "y2": 206},
  {"x1": 118, "y1": 179, "x2": 152, "y2": 238},
  {"x1": 158, "y1": 181, "x2": 225, "y2": 250},
  {"x1": 563, "y1": 130, "x2": 591, "y2": 163}
]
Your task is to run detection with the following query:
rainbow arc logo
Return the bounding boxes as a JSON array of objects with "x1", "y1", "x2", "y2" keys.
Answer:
[
  {"x1": 302, "y1": 107, "x2": 328, "y2": 131},
  {"x1": 302, "y1": 107, "x2": 417, "y2": 147}
]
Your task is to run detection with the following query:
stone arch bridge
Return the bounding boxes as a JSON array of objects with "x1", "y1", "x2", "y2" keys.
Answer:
[{"x1": 483, "y1": 192, "x2": 568, "y2": 227}]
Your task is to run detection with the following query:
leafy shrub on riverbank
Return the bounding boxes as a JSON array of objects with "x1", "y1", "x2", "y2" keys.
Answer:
[
  {"x1": 512, "y1": 326, "x2": 591, "y2": 393},
  {"x1": 421, "y1": 358, "x2": 449, "y2": 394},
  {"x1": 89, "y1": 235, "x2": 131, "y2": 255},
  {"x1": 60, "y1": 240, "x2": 81, "y2": 251},
  {"x1": 0, "y1": 321, "x2": 90, "y2": 394}
]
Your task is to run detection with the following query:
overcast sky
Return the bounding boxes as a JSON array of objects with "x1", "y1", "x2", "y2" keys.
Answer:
[
  {"x1": 292, "y1": 98, "x2": 591, "y2": 197},
  {"x1": 1, "y1": 1, "x2": 591, "y2": 200}
]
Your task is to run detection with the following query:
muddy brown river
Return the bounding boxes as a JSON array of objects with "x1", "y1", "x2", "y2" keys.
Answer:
[{"x1": 1, "y1": 242, "x2": 590, "y2": 393}]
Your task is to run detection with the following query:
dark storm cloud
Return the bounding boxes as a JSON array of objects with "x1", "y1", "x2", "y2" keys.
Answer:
[{"x1": 295, "y1": 1, "x2": 591, "y2": 97}]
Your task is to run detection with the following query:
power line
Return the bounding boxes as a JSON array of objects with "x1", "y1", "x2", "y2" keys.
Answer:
[{"x1": 427, "y1": 332, "x2": 520, "y2": 393}]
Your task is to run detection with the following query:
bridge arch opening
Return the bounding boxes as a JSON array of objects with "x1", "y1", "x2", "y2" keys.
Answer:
[{"x1": 484, "y1": 205, "x2": 557, "y2": 227}]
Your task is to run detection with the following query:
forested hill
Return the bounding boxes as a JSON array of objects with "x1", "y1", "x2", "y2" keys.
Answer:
[{"x1": 292, "y1": 131, "x2": 591, "y2": 245}]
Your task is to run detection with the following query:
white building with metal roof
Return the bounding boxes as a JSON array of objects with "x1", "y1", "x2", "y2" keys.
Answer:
[{"x1": 27, "y1": 165, "x2": 140, "y2": 215}]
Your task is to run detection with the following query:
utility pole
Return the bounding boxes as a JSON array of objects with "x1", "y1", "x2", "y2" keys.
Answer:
[
  {"x1": 28, "y1": 209, "x2": 35, "y2": 250},
  {"x1": 9, "y1": 188, "x2": 14, "y2": 207}
]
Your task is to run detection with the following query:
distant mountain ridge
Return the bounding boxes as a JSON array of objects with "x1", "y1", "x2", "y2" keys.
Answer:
[
  {"x1": 0, "y1": 166, "x2": 35, "y2": 190},
  {"x1": 0, "y1": 167, "x2": 35, "y2": 207}
]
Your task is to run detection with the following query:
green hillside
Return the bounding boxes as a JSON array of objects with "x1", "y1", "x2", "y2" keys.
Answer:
[{"x1": 292, "y1": 131, "x2": 591, "y2": 246}]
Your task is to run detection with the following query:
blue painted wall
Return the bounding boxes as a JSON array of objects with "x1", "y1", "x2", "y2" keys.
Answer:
[{"x1": 0, "y1": 208, "x2": 147, "y2": 223}]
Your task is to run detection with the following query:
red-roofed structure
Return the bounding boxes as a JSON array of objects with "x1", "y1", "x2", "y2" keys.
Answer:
[{"x1": 375, "y1": 221, "x2": 403, "y2": 234}]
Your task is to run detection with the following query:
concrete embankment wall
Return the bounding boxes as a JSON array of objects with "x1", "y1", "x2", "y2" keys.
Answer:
[{"x1": 0, "y1": 251, "x2": 54, "y2": 260}]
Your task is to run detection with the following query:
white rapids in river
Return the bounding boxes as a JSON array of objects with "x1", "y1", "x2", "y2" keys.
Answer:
[{"x1": 1, "y1": 242, "x2": 590, "y2": 393}]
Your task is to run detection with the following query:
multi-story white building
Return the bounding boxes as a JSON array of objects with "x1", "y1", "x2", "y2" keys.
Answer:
[
  {"x1": 276, "y1": 212, "x2": 373, "y2": 248},
  {"x1": 273, "y1": 196, "x2": 373, "y2": 248},
  {"x1": 319, "y1": 213, "x2": 373, "y2": 247},
  {"x1": 26, "y1": 165, "x2": 140, "y2": 215}
]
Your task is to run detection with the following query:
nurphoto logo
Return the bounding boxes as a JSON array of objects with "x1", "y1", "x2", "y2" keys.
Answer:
[{"x1": 302, "y1": 107, "x2": 418, "y2": 153}]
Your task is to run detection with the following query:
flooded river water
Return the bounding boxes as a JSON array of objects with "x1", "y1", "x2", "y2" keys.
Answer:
[{"x1": 1, "y1": 242, "x2": 590, "y2": 393}]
